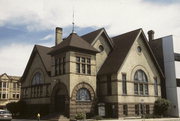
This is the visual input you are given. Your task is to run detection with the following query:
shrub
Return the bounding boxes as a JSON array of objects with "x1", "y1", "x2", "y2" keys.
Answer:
[
  {"x1": 75, "y1": 113, "x2": 86, "y2": 120},
  {"x1": 154, "y1": 98, "x2": 170, "y2": 116}
]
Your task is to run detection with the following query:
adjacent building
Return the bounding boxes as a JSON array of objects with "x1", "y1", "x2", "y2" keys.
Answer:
[
  {"x1": 0, "y1": 73, "x2": 21, "y2": 109},
  {"x1": 149, "y1": 34, "x2": 180, "y2": 117},
  {"x1": 21, "y1": 27, "x2": 163, "y2": 118}
]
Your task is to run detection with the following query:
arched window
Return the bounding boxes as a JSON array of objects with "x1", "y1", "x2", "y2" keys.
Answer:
[
  {"x1": 31, "y1": 72, "x2": 43, "y2": 98},
  {"x1": 76, "y1": 88, "x2": 91, "y2": 101},
  {"x1": 134, "y1": 70, "x2": 148, "y2": 95},
  {"x1": 134, "y1": 70, "x2": 148, "y2": 82},
  {"x1": 32, "y1": 72, "x2": 43, "y2": 85}
]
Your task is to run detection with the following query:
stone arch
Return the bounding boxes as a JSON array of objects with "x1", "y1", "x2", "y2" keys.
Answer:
[
  {"x1": 131, "y1": 65, "x2": 150, "y2": 81},
  {"x1": 71, "y1": 82, "x2": 95, "y2": 101},
  {"x1": 51, "y1": 82, "x2": 69, "y2": 115},
  {"x1": 70, "y1": 82, "x2": 96, "y2": 118}
]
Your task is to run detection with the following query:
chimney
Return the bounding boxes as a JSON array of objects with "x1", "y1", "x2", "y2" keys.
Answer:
[
  {"x1": 55, "y1": 27, "x2": 63, "y2": 45},
  {"x1": 147, "y1": 30, "x2": 155, "y2": 41}
]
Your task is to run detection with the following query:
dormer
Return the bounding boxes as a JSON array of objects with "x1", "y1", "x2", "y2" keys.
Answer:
[{"x1": 82, "y1": 28, "x2": 114, "y2": 72}]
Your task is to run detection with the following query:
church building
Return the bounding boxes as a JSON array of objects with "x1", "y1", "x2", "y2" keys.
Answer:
[{"x1": 21, "y1": 27, "x2": 163, "y2": 118}]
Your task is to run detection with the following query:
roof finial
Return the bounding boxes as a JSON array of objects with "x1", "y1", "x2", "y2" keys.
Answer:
[{"x1": 72, "y1": 9, "x2": 75, "y2": 33}]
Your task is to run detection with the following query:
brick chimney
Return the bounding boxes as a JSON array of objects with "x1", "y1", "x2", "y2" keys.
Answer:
[
  {"x1": 55, "y1": 27, "x2": 63, "y2": 45},
  {"x1": 148, "y1": 30, "x2": 155, "y2": 41}
]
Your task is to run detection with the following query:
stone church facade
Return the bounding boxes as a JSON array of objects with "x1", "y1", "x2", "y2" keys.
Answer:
[{"x1": 21, "y1": 27, "x2": 163, "y2": 118}]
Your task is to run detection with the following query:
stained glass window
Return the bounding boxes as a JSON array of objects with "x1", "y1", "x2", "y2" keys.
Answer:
[
  {"x1": 32, "y1": 72, "x2": 43, "y2": 85},
  {"x1": 134, "y1": 70, "x2": 148, "y2": 95},
  {"x1": 76, "y1": 88, "x2": 91, "y2": 101}
]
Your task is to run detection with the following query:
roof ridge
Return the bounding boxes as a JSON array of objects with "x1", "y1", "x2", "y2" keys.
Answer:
[
  {"x1": 81, "y1": 28, "x2": 104, "y2": 37},
  {"x1": 81, "y1": 28, "x2": 104, "y2": 44},
  {"x1": 112, "y1": 28, "x2": 142, "y2": 39},
  {"x1": 68, "y1": 33, "x2": 77, "y2": 46}
]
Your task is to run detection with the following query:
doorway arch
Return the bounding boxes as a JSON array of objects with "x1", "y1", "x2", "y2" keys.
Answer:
[{"x1": 51, "y1": 82, "x2": 69, "y2": 115}]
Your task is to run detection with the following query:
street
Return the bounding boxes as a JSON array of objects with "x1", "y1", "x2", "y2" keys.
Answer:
[{"x1": 12, "y1": 119, "x2": 48, "y2": 121}]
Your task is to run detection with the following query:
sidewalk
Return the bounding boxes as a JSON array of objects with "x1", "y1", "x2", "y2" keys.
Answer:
[
  {"x1": 12, "y1": 118, "x2": 180, "y2": 121},
  {"x1": 101, "y1": 118, "x2": 180, "y2": 121}
]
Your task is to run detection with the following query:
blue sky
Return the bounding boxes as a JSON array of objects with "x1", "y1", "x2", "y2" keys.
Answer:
[
  {"x1": 0, "y1": 0, "x2": 180, "y2": 76},
  {"x1": 0, "y1": 24, "x2": 95, "y2": 46}
]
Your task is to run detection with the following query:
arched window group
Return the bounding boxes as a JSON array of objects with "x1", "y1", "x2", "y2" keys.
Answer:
[
  {"x1": 134, "y1": 70, "x2": 149, "y2": 95},
  {"x1": 31, "y1": 72, "x2": 44, "y2": 98},
  {"x1": 32, "y1": 72, "x2": 43, "y2": 85},
  {"x1": 76, "y1": 88, "x2": 91, "y2": 101}
]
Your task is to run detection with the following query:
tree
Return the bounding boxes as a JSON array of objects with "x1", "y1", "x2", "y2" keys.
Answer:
[
  {"x1": 6, "y1": 102, "x2": 18, "y2": 116},
  {"x1": 6, "y1": 101, "x2": 27, "y2": 116},
  {"x1": 154, "y1": 98, "x2": 170, "y2": 116}
]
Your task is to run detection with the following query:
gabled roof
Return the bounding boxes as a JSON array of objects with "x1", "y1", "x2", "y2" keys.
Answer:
[
  {"x1": 98, "y1": 28, "x2": 164, "y2": 78},
  {"x1": 21, "y1": 45, "x2": 52, "y2": 82},
  {"x1": 149, "y1": 38, "x2": 165, "y2": 73},
  {"x1": 82, "y1": 28, "x2": 114, "y2": 49},
  {"x1": 0, "y1": 73, "x2": 10, "y2": 79},
  {"x1": 98, "y1": 29, "x2": 141, "y2": 75},
  {"x1": 49, "y1": 33, "x2": 99, "y2": 55},
  {"x1": 0, "y1": 73, "x2": 20, "y2": 81},
  {"x1": 36, "y1": 45, "x2": 52, "y2": 72},
  {"x1": 82, "y1": 28, "x2": 104, "y2": 44}
]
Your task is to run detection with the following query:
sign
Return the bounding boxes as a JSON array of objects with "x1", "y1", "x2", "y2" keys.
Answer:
[{"x1": 98, "y1": 103, "x2": 105, "y2": 117}]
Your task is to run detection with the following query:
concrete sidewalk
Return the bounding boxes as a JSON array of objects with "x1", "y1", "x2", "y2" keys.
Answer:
[
  {"x1": 12, "y1": 118, "x2": 180, "y2": 121},
  {"x1": 102, "y1": 118, "x2": 180, "y2": 121}
]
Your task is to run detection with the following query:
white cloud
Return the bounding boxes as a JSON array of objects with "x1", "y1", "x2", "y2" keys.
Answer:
[
  {"x1": 0, "y1": 43, "x2": 33, "y2": 76},
  {"x1": 40, "y1": 34, "x2": 54, "y2": 41},
  {"x1": 0, "y1": 0, "x2": 180, "y2": 76}
]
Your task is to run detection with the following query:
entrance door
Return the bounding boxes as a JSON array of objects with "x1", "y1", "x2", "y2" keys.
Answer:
[{"x1": 55, "y1": 95, "x2": 65, "y2": 114}]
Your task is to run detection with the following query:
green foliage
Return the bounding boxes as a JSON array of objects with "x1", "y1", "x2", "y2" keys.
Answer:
[
  {"x1": 6, "y1": 102, "x2": 18, "y2": 116},
  {"x1": 154, "y1": 98, "x2": 170, "y2": 116},
  {"x1": 75, "y1": 113, "x2": 86, "y2": 120}
]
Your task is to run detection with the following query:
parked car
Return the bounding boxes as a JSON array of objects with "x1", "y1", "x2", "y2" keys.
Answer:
[{"x1": 0, "y1": 109, "x2": 12, "y2": 121}]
